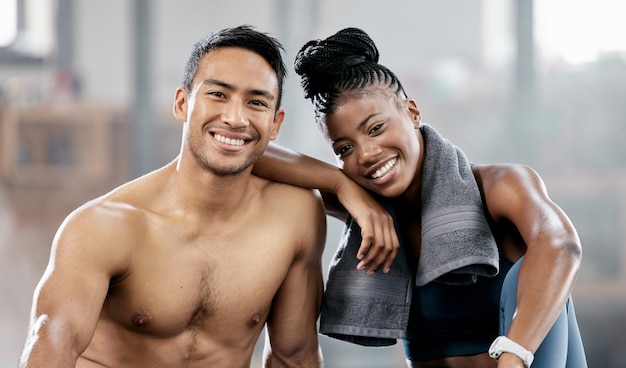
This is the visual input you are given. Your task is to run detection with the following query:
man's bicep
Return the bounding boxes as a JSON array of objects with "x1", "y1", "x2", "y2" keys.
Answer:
[
  {"x1": 25, "y1": 211, "x2": 124, "y2": 361},
  {"x1": 30, "y1": 258, "x2": 110, "y2": 351},
  {"x1": 265, "y1": 255, "x2": 324, "y2": 364},
  {"x1": 265, "y1": 198, "x2": 326, "y2": 365}
]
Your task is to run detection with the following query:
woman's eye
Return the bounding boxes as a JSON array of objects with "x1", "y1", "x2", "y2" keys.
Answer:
[
  {"x1": 369, "y1": 123, "x2": 383, "y2": 135},
  {"x1": 337, "y1": 144, "x2": 353, "y2": 156}
]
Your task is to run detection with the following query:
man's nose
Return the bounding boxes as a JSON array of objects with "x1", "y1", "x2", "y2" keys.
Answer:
[{"x1": 222, "y1": 99, "x2": 248, "y2": 129}]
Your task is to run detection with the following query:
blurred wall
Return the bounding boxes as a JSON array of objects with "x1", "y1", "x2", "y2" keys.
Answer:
[{"x1": 1, "y1": 0, "x2": 625, "y2": 367}]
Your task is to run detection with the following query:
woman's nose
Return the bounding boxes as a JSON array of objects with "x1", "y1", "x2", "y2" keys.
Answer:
[{"x1": 358, "y1": 143, "x2": 382, "y2": 166}]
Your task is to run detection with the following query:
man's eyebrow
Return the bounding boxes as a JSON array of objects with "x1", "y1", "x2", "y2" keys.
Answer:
[
  {"x1": 203, "y1": 78, "x2": 231, "y2": 89},
  {"x1": 249, "y1": 89, "x2": 275, "y2": 101},
  {"x1": 331, "y1": 113, "x2": 380, "y2": 144},
  {"x1": 202, "y1": 78, "x2": 275, "y2": 101}
]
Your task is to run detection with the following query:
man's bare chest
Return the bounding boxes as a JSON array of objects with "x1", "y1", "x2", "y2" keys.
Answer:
[{"x1": 102, "y1": 230, "x2": 295, "y2": 337}]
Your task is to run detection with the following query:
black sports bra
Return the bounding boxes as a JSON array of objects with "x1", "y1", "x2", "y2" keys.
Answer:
[{"x1": 403, "y1": 255, "x2": 514, "y2": 361}]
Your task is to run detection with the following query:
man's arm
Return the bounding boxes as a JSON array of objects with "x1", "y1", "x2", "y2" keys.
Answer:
[
  {"x1": 254, "y1": 142, "x2": 399, "y2": 274},
  {"x1": 262, "y1": 190, "x2": 326, "y2": 368},
  {"x1": 480, "y1": 164, "x2": 582, "y2": 367},
  {"x1": 19, "y1": 203, "x2": 128, "y2": 368}
]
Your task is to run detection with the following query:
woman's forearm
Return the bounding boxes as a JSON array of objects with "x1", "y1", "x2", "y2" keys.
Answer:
[
  {"x1": 507, "y1": 241, "x2": 581, "y2": 353},
  {"x1": 256, "y1": 143, "x2": 400, "y2": 273},
  {"x1": 254, "y1": 142, "x2": 346, "y2": 194}
]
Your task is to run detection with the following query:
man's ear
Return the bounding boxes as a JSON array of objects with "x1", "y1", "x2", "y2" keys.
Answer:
[
  {"x1": 407, "y1": 98, "x2": 421, "y2": 128},
  {"x1": 173, "y1": 87, "x2": 188, "y2": 122},
  {"x1": 269, "y1": 108, "x2": 285, "y2": 141}
]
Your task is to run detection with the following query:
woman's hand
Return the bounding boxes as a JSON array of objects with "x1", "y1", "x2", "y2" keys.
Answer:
[
  {"x1": 253, "y1": 143, "x2": 400, "y2": 273},
  {"x1": 335, "y1": 176, "x2": 399, "y2": 275}
]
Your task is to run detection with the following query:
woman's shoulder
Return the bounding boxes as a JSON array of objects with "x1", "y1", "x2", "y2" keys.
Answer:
[
  {"x1": 472, "y1": 163, "x2": 542, "y2": 192},
  {"x1": 472, "y1": 163, "x2": 550, "y2": 220}
]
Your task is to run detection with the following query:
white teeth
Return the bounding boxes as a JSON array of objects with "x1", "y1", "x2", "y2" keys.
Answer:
[
  {"x1": 371, "y1": 158, "x2": 397, "y2": 179},
  {"x1": 214, "y1": 133, "x2": 245, "y2": 146}
]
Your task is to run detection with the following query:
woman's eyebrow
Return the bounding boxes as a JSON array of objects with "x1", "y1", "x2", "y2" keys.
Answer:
[{"x1": 331, "y1": 113, "x2": 380, "y2": 144}]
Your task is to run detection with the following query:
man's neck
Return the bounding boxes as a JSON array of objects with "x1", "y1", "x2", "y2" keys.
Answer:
[{"x1": 166, "y1": 158, "x2": 257, "y2": 220}]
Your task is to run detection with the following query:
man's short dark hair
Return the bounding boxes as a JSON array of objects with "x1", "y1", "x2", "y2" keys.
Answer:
[{"x1": 182, "y1": 25, "x2": 287, "y2": 109}]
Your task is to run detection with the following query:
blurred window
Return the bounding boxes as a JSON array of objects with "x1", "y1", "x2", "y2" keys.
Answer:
[
  {"x1": 535, "y1": 0, "x2": 626, "y2": 65},
  {"x1": 0, "y1": 0, "x2": 18, "y2": 47},
  {"x1": 0, "y1": 0, "x2": 56, "y2": 64}
]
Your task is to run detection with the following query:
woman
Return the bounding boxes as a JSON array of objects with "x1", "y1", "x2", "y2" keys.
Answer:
[{"x1": 254, "y1": 27, "x2": 587, "y2": 367}]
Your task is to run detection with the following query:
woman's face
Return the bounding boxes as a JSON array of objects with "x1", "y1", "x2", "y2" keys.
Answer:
[{"x1": 325, "y1": 92, "x2": 422, "y2": 198}]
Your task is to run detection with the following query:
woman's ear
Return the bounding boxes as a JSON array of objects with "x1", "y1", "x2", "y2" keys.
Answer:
[{"x1": 407, "y1": 98, "x2": 421, "y2": 128}]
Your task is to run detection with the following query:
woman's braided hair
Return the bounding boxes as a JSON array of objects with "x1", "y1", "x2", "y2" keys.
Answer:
[{"x1": 294, "y1": 27, "x2": 406, "y2": 125}]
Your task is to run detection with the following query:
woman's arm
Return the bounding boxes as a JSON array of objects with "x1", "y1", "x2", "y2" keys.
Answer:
[
  {"x1": 254, "y1": 143, "x2": 348, "y2": 217},
  {"x1": 479, "y1": 164, "x2": 582, "y2": 367},
  {"x1": 254, "y1": 143, "x2": 399, "y2": 274}
]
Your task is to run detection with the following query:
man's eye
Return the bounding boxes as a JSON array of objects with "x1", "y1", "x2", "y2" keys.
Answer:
[
  {"x1": 209, "y1": 91, "x2": 225, "y2": 98},
  {"x1": 250, "y1": 100, "x2": 269, "y2": 107}
]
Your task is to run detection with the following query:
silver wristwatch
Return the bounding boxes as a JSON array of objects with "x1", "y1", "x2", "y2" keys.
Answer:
[{"x1": 489, "y1": 336, "x2": 534, "y2": 367}]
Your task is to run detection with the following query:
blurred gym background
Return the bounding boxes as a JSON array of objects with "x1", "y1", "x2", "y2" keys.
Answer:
[{"x1": 1, "y1": 0, "x2": 625, "y2": 366}]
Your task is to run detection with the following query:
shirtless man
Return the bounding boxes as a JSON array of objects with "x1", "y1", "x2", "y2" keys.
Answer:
[{"x1": 18, "y1": 25, "x2": 328, "y2": 368}]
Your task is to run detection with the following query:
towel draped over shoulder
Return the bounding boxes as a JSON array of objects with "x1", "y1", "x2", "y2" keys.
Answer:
[{"x1": 319, "y1": 123, "x2": 499, "y2": 346}]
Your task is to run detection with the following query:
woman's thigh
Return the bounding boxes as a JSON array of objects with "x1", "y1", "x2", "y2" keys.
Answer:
[{"x1": 499, "y1": 258, "x2": 588, "y2": 368}]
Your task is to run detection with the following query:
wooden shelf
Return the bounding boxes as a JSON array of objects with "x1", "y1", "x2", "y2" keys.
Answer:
[{"x1": 1, "y1": 104, "x2": 115, "y2": 186}]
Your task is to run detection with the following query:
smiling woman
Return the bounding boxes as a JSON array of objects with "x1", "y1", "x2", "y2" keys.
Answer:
[{"x1": 253, "y1": 26, "x2": 589, "y2": 368}]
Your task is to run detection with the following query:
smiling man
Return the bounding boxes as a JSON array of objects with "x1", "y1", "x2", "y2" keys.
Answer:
[{"x1": 18, "y1": 25, "x2": 327, "y2": 368}]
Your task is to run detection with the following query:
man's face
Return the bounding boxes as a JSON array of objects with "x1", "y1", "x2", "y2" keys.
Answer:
[{"x1": 175, "y1": 47, "x2": 284, "y2": 176}]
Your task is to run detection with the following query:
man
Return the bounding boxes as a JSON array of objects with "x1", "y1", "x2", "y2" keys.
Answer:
[{"x1": 18, "y1": 25, "x2": 327, "y2": 368}]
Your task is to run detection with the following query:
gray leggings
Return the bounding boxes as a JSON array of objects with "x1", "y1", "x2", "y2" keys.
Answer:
[{"x1": 500, "y1": 258, "x2": 588, "y2": 367}]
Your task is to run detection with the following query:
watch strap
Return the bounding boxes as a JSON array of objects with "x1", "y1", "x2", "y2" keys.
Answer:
[{"x1": 489, "y1": 336, "x2": 534, "y2": 367}]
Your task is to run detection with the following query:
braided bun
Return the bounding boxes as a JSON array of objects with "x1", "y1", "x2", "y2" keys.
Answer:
[
  {"x1": 294, "y1": 27, "x2": 379, "y2": 100},
  {"x1": 294, "y1": 27, "x2": 405, "y2": 121}
]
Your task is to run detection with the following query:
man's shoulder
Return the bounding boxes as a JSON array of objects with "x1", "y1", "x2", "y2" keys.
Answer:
[
  {"x1": 253, "y1": 176, "x2": 324, "y2": 215},
  {"x1": 252, "y1": 178, "x2": 326, "y2": 257},
  {"x1": 254, "y1": 175, "x2": 320, "y2": 198},
  {"x1": 62, "y1": 180, "x2": 152, "y2": 238}
]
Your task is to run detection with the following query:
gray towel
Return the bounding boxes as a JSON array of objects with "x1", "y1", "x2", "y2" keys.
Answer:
[
  {"x1": 319, "y1": 198, "x2": 413, "y2": 347},
  {"x1": 417, "y1": 123, "x2": 499, "y2": 286},
  {"x1": 319, "y1": 123, "x2": 499, "y2": 346}
]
